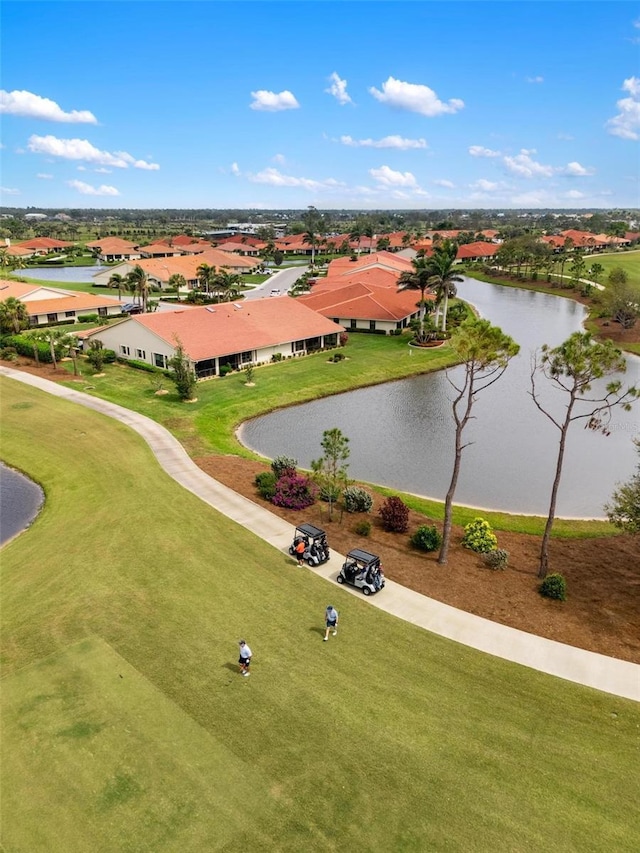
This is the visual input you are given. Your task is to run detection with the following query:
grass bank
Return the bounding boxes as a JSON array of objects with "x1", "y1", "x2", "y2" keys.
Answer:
[{"x1": 1, "y1": 377, "x2": 638, "y2": 852}]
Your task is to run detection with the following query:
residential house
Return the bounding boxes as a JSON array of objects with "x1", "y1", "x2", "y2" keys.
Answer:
[
  {"x1": 85, "y1": 238, "x2": 142, "y2": 263},
  {"x1": 0, "y1": 280, "x2": 124, "y2": 326},
  {"x1": 82, "y1": 297, "x2": 344, "y2": 378},
  {"x1": 298, "y1": 282, "x2": 422, "y2": 334},
  {"x1": 16, "y1": 237, "x2": 73, "y2": 255}
]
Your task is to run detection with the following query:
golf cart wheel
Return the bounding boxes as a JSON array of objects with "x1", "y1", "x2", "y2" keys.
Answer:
[
  {"x1": 336, "y1": 575, "x2": 344, "y2": 584},
  {"x1": 362, "y1": 587, "x2": 371, "y2": 596},
  {"x1": 307, "y1": 558, "x2": 315, "y2": 567}
]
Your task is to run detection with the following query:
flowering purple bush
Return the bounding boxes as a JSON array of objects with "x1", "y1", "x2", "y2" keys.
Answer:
[{"x1": 272, "y1": 473, "x2": 317, "y2": 510}]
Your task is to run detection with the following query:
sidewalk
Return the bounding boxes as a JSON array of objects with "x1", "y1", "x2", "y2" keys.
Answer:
[{"x1": 2, "y1": 365, "x2": 638, "y2": 702}]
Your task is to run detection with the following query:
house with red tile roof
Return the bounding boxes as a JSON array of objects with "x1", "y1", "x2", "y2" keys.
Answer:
[
  {"x1": 214, "y1": 241, "x2": 263, "y2": 256},
  {"x1": 16, "y1": 237, "x2": 73, "y2": 255},
  {"x1": 326, "y1": 250, "x2": 413, "y2": 277},
  {"x1": 138, "y1": 243, "x2": 184, "y2": 258},
  {"x1": 92, "y1": 249, "x2": 257, "y2": 292},
  {"x1": 85, "y1": 237, "x2": 142, "y2": 262},
  {"x1": 298, "y1": 282, "x2": 422, "y2": 334},
  {"x1": 0, "y1": 279, "x2": 124, "y2": 326},
  {"x1": 455, "y1": 242, "x2": 499, "y2": 262},
  {"x1": 82, "y1": 297, "x2": 344, "y2": 378}
]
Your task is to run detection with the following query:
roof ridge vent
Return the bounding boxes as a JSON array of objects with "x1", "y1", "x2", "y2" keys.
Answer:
[{"x1": 205, "y1": 306, "x2": 216, "y2": 313}]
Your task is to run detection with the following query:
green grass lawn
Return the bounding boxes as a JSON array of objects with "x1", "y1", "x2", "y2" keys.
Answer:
[
  {"x1": 591, "y1": 249, "x2": 640, "y2": 288},
  {"x1": 1, "y1": 377, "x2": 638, "y2": 852}
]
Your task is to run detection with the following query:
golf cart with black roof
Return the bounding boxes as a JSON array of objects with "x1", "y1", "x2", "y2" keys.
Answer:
[
  {"x1": 288, "y1": 523, "x2": 330, "y2": 566},
  {"x1": 337, "y1": 549, "x2": 385, "y2": 595}
]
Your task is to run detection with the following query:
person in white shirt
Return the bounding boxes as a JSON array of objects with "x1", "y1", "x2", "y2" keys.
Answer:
[
  {"x1": 323, "y1": 605, "x2": 339, "y2": 641},
  {"x1": 238, "y1": 640, "x2": 252, "y2": 676}
]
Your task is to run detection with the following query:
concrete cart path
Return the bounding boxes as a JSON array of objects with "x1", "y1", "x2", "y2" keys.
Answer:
[{"x1": 2, "y1": 365, "x2": 638, "y2": 702}]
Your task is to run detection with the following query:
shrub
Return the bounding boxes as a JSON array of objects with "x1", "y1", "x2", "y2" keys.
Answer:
[
  {"x1": 462, "y1": 518, "x2": 498, "y2": 553},
  {"x1": 77, "y1": 314, "x2": 100, "y2": 324},
  {"x1": 392, "y1": 328, "x2": 403, "y2": 336},
  {"x1": 3, "y1": 334, "x2": 53, "y2": 363},
  {"x1": 219, "y1": 364, "x2": 233, "y2": 377},
  {"x1": 343, "y1": 486, "x2": 373, "y2": 514},
  {"x1": 410, "y1": 525, "x2": 442, "y2": 553},
  {"x1": 0, "y1": 346, "x2": 18, "y2": 361},
  {"x1": 329, "y1": 352, "x2": 345, "y2": 362},
  {"x1": 271, "y1": 352, "x2": 283, "y2": 362},
  {"x1": 482, "y1": 549, "x2": 509, "y2": 570},
  {"x1": 319, "y1": 484, "x2": 341, "y2": 503},
  {"x1": 255, "y1": 471, "x2": 277, "y2": 500},
  {"x1": 354, "y1": 520, "x2": 371, "y2": 537},
  {"x1": 86, "y1": 339, "x2": 105, "y2": 372},
  {"x1": 103, "y1": 348, "x2": 117, "y2": 363},
  {"x1": 379, "y1": 495, "x2": 410, "y2": 533},
  {"x1": 271, "y1": 473, "x2": 316, "y2": 510},
  {"x1": 539, "y1": 573, "x2": 567, "y2": 601},
  {"x1": 339, "y1": 332, "x2": 349, "y2": 347},
  {"x1": 116, "y1": 357, "x2": 169, "y2": 375},
  {"x1": 271, "y1": 456, "x2": 298, "y2": 478}
]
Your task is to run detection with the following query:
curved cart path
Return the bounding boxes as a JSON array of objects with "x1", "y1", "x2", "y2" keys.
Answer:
[{"x1": 2, "y1": 365, "x2": 638, "y2": 702}]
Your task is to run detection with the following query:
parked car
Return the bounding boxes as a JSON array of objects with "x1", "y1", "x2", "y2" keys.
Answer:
[
  {"x1": 270, "y1": 289, "x2": 280, "y2": 297},
  {"x1": 122, "y1": 303, "x2": 143, "y2": 315},
  {"x1": 337, "y1": 549, "x2": 385, "y2": 595},
  {"x1": 288, "y1": 523, "x2": 330, "y2": 566}
]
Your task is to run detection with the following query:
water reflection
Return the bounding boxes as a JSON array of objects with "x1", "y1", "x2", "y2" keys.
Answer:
[{"x1": 241, "y1": 279, "x2": 639, "y2": 517}]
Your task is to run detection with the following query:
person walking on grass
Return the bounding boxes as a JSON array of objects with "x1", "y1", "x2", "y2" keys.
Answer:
[
  {"x1": 324, "y1": 605, "x2": 339, "y2": 641},
  {"x1": 238, "y1": 640, "x2": 252, "y2": 676}
]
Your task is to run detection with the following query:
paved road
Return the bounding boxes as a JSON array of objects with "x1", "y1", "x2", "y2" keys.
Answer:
[
  {"x1": 242, "y1": 265, "x2": 309, "y2": 301},
  {"x1": 1, "y1": 364, "x2": 638, "y2": 702}
]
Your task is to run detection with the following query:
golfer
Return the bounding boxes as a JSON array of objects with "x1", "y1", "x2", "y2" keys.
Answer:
[
  {"x1": 324, "y1": 605, "x2": 339, "y2": 641},
  {"x1": 295, "y1": 538, "x2": 306, "y2": 566},
  {"x1": 238, "y1": 640, "x2": 252, "y2": 676}
]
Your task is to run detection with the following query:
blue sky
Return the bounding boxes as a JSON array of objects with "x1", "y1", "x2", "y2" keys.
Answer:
[{"x1": 1, "y1": 1, "x2": 639, "y2": 210}]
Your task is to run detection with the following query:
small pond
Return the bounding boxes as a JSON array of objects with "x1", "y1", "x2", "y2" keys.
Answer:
[
  {"x1": 24, "y1": 265, "x2": 102, "y2": 283},
  {"x1": 240, "y1": 279, "x2": 640, "y2": 518},
  {"x1": 0, "y1": 462, "x2": 44, "y2": 545}
]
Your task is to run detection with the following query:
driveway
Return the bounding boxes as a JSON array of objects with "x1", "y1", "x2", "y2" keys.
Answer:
[{"x1": 242, "y1": 265, "x2": 309, "y2": 301}]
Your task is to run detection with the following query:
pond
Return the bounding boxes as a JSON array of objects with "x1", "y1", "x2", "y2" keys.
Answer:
[
  {"x1": 0, "y1": 462, "x2": 44, "y2": 545},
  {"x1": 24, "y1": 265, "x2": 102, "y2": 283},
  {"x1": 240, "y1": 279, "x2": 640, "y2": 518}
]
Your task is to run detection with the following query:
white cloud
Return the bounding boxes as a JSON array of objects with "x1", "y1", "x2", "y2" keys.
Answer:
[
  {"x1": 561, "y1": 161, "x2": 594, "y2": 176},
  {"x1": 433, "y1": 179, "x2": 455, "y2": 188},
  {"x1": 247, "y1": 167, "x2": 343, "y2": 191},
  {"x1": 0, "y1": 89, "x2": 97, "y2": 123},
  {"x1": 564, "y1": 190, "x2": 586, "y2": 199},
  {"x1": 325, "y1": 72, "x2": 353, "y2": 105},
  {"x1": 471, "y1": 179, "x2": 499, "y2": 191},
  {"x1": 606, "y1": 77, "x2": 640, "y2": 140},
  {"x1": 369, "y1": 165, "x2": 418, "y2": 188},
  {"x1": 249, "y1": 90, "x2": 300, "y2": 111},
  {"x1": 231, "y1": 162, "x2": 240, "y2": 176},
  {"x1": 37, "y1": 173, "x2": 53, "y2": 179},
  {"x1": 0, "y1": 186, "x2": 21, "y2": 195},
  {"x1": 27, "y1": 135, "x2": 159, "y2": 169},
  {"x1": 67, "y1": 179, "x2": 120, "y2": 196},
  {"x1": 369, "y1": 76, "x2": 464, "y2": 116},
  {"x1": 272, "y1": 153, "x2": 286, "y2": 165},
  {"x1": 510, "y1": 190, "x2": 549, "y2": 206},
  {"x1": 94, "y1": 167, "x2": 112, "y2": 174},
  {"x1": 526, "y1": 76, "x2": 544, "y2": 84},
  {"x1": 469, "y1": 145, "x2": 501, "y2": 158},
  {"x1": 340, "y1": 134, "x2": 427, "y2": 150},
  {"x1": 503, "y1": 149, "x2": 555, "y2": 178}
]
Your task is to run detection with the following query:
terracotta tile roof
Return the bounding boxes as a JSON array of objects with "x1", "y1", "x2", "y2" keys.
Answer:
[
  {"x1": 0, "y1": 280, "x2": 75, "y2": 300},
  {"x1": 214, "y1": 242, "x2": 261, "y2": 254},
  {"x1": 17, "y1": 238, "x2": 73, "y2": 250},
  {"x1": 299, "y1": 281, "x2": 425, "y2": 323},
  {"x1": 323, "y1": 267, "x2": 401, "y2": 289},
  {"x1": 327, "y1": 251, "x2": 413, "y2": 277},
  {"x1": 138, "y1": 243, "x2": 182, "y2": 255},
  {"x1": 126, "y1": 250, "x2": 255, "y2": 283},
  {"x1": 5, "y1": 245, "x2": 33, "y2": 256},
  {"x1": 19, "y1": 293, "x2": 123, "y2": 316},
  {"x1": 85, "y1": 237, "x2": 140, "y2": 253},
  {"x1": 113, "y1": 298, "x2": 344, "y2": 362},
  {"x1": 456, "y1": 242, "x2": 499, "y2": 259}
]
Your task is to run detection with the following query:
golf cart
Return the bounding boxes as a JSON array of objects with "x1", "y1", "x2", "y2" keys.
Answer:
[
  {"x1": 337, "y1": 549, "x2": 385, "y2": 596},
  {"x1": 289, "y1": 523, "x2": 330, "y2": 566}
]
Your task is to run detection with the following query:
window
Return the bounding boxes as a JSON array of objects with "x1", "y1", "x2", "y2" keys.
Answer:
[
  {"x1": 153, "y1": 352, "x2": 167, "y2": 368},
  {"x1": 65, "y1": 311, "x2": 75, "y2": 318},
  {"x1": 47, "y1": 313, "x2": 57, "y2": 324},
  {"x1": 135, "y1": 349, "x2": 146, "y2": 359},
  {"x1": 292, "y1": 340, "x2": 305, "y2": 353},
  {"x1": 98, "y1": 307, "x2": 107, "y2": 317},
  {"x1": 369, "y1": 321, "x2": 376, "y2": 331},
  {"x1": 120, "y1": 345, "x2": 130, "y2": 356},
  {"x1": 350, "y1": 319, "x2": 357, "y2": 330}
]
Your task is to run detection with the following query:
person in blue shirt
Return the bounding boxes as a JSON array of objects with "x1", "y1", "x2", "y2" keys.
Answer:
[{"x1": 323, "y1": 605, "x2": 339, "y2": 641}]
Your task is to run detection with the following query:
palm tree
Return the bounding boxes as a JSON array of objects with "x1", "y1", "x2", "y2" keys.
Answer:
[
  {"x1": 427, "y1": 241, "x2": 464, "y2": 332},
  {"x1": 126, "y1": 265, "x2": 151, "y2": 313},
  {"x1": 0, "y1": 248, "x2": 12, "y2": 271},
  {"x1": 107, "y1": 272, "x2": 125, "y2": 301},
  {"x1": 213, "y1": 268, "x2": 242, "y2": 302},
  {"x1": 168, "y1": 273, "x2": 187, "y2": 297},
  {"x1": 196, "y1": 262, "x2": 216, "y2": 295},
  {"x1": 398, "y1": 255, "x2": 434, "y2": 343},
  {"x1": 0, "y1": 296, "x2": 30, "y2": 334},
  {"x1": 33, "y1": 328, "x2": 71, "y2": 370},
  {"x1": 349, "y1": 225, "x2": 362, "y2": 255},
  {"x1": 302, "y1": 230, "x2": 317, "y2": 267}
]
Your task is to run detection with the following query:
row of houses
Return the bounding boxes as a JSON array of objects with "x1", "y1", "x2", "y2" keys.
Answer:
[{"x1": 0, "y1": 280, "x2": 125, "y2": 326}]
